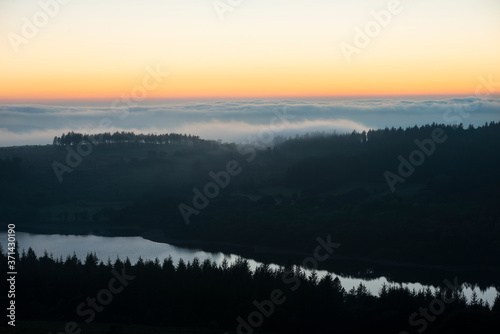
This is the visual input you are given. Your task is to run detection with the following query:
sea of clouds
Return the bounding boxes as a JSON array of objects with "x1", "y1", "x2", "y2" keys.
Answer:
[{"x1": 1, "y1": 97, "x2": 499, "y2": 147}]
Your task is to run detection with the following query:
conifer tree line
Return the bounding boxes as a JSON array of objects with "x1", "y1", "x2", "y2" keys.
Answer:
[
  {"x1": 2, "y1": 245, "x2": 499, "y2": 333},
  {"x1": 52, "y1": 131, "x2": 217, "y2": 147},
  {"x1": 51, "y1": 121, "x2": 500, "y2": 148}
]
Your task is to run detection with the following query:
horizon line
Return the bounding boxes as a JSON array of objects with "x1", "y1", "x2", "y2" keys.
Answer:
[{"x1": 1, "y1": 93, "x2": 499, "y2": 105}]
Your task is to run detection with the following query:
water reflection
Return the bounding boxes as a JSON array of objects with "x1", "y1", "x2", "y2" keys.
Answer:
[{"x1": 1, "y1": 232, "x2": 497, "y2": 306}]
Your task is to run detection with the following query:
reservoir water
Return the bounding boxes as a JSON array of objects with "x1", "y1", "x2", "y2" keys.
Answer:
[{"x1": 2, "y1": 232, "x2": 497, "y2": 307}]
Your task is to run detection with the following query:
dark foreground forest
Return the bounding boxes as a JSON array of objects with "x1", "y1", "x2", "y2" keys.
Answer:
[{"x1": 1, "y1": 248, "x2": 499, "y2": 334}]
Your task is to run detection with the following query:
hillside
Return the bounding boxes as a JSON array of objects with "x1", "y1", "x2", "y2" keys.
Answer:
[{"x1": 2, "y1": 123, "x2": 500, "y2": 271}]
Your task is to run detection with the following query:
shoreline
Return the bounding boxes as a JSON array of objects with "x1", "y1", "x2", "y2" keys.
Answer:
[
  {"x1": 140, "y1": 230, "x2": 500, "y2": 273},
  {"x1": 11, "y1": 227, "x2": 500, "y2": 275}
]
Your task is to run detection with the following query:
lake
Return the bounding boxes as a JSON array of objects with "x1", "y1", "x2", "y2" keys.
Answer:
[{"x1": 1, "y1": 232, "x2": 497, "y2": 307}]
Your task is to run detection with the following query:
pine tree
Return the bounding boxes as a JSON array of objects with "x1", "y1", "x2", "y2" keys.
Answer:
[{"x1": 469, "y1": 291, "x2": 479, "y2": 308}]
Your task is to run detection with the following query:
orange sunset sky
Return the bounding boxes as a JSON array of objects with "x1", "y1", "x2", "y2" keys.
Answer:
[{"x1": 1, "y1": 0, "x2": 500, "y2": 101}]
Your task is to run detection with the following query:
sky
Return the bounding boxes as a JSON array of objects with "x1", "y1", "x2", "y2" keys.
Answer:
[
  {"x1": 0, "y1": 0, "x2": 499, "y2": 146},
  {"x1": 1, "y1": 0, "x2": 500, "y2": 100}
]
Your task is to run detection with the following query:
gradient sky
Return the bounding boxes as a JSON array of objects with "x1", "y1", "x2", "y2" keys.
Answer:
[{"x1": 1, "y1": 0, "x2": 500, "y2": 100}]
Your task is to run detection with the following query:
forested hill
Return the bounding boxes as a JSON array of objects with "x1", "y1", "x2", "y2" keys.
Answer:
[{"x1": 1, "y1": 122, "x2": 500, "y2": 269}]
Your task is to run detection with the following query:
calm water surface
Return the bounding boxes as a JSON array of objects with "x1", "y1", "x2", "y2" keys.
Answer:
[{"x1": 1, "y1": 232, "x2": 497, "y2": 306}]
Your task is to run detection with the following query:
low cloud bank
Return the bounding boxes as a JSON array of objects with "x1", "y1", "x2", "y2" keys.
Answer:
[{"x1": 1, "y1": 97, "x2": 499, "y2": 146}]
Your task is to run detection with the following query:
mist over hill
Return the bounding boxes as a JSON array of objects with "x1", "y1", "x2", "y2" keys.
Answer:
[{"x1": 2, "y1": 97, "x2": 500, "y2": 146}]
